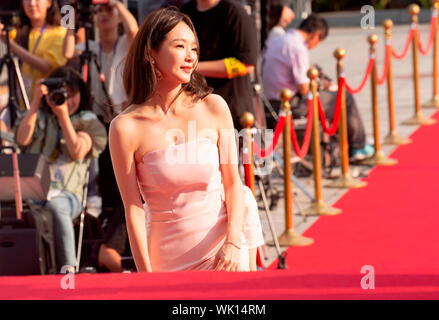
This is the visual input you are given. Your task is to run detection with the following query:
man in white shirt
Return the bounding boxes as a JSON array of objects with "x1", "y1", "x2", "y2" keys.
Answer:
[{"x1": 262, "y1": 14, "x2": 328, "y2": 129}]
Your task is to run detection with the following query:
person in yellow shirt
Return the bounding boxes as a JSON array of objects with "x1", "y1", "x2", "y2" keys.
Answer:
[{"x1": 0, "y1": 0, "x2": 67, "y2": 102}]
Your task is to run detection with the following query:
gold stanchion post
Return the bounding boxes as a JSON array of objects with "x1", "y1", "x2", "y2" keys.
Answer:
[
  {"x1": 360, "y1": 35, "x2": 398, "y2": 166},
  {"x1": 327, "y1": 49, "x2": 367, "y2": 189},
  {"x1": 423, "y1": 0, "x2": 439, "y2": 108},
  {"x1": 240, "y1": 112, "x2": 256, "y2": 194},
  {"x1": 303, "y1": 67, "x2": 342, "y2": 216},
  {"x1": 382, "y1": 19, "x2": 412, "y2": 145},
  {"x1": 277, "y1": 89, "x2": 314, "y2": 247},
  {"x1": 402, "y1": 4, "x2": 437, "y2": 125}
]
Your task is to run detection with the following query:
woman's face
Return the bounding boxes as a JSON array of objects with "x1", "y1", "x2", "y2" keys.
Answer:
[
  {"x1": 22, "y1": 0, "x2": 51, "y2": 23},
  {"x1": 95, "y1": 4, "x2": 121, "y2": 32},
  {"x1": 151, "y1": 21, "x2": 198, "y2": 85},
  {"x1": 66, "y1": 87, "x2": 81, "y2": 115},
  {"x1": 280, "y1": 6, "x2": 294, "y2": 28}
]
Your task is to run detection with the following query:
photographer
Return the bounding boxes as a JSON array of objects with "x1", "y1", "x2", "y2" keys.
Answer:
[
  {"x1": 63, "y1": 0, "x2": 138, "y2": 119},
  {"x1": 262, "y1": 14, "x2": 374, "y2": 160},
  {"x1": 0, "y1": 0, "x2": 67, "y2": 101},
  {"x1": 15, "y1": 66, "x2": 107, "y2": 273},
  {"x1": 63, "y1": 0, "x2": 138, "y2": 273}
]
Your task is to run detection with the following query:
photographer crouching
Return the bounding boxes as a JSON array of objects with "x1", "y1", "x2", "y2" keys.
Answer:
[{"x1": 15, "y1": 66, "x2": 107, "y2": 274}]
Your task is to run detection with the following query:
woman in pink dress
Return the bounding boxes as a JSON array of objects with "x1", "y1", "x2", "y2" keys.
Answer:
[{"x1": 109, "y1": 8, "x2": 264, "y2": 272}]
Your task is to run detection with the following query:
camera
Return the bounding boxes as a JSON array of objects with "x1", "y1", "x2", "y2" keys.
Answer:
[
  {"x1": 314, "y1": 64, "x2": 333, "y2": 91},
  {"x1": 42, "y1": 78, "x2": 69, "y2": 106},
  {"x1": 0, "y1": 0, "x2": 21, "y2": 28},
  {"x1": 0, "y1": 0, "x2": 21, "y2": 13},
  {"x1": 75, "y1": 0, "x2": 110, "y2": 28},
  {"x1": 77, "y1": 0, "x2": 109, "y2": 6}
]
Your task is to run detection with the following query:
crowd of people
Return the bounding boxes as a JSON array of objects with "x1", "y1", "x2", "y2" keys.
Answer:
[{"x1": 0, "y1": 0, "x2": 373, "y2": 274}]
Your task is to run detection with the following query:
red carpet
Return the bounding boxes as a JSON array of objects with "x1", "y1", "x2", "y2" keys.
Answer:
[
  {"x1": 1, "y1": 111, "x2": 439, "y2": 300},
  {"x1": 268, "y1": 110, "x2": 439, "y2": 297}
]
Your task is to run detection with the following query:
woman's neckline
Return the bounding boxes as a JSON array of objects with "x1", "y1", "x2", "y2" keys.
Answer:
[{"x1": 137, "y1": 137, "x2": 217, "y2": 165}]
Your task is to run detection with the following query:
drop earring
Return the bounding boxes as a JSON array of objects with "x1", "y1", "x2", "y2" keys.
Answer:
[{"x1": 151, "y1": 59, "x2": 163, "y2": 81}]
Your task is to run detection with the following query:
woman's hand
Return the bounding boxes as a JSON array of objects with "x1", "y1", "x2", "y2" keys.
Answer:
[
  {"x1": 214, "y1": 240, "x2": 241, "y2": 272},
  {"x1": 46, "y1": 95, "x2": 69, "y2": 119},
  {"x1": 30, "y1": 79, "x2": 49, "y2": 111},
  {"x1": 0, "y1": 23, "x2": 5, "y2": 43},
  {"x1": 41, "y1": 82, "x2": 69, "y2": 119}
]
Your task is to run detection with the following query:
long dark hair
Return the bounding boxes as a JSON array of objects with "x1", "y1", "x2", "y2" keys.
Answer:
[
  {"x1": 267, "y1": 0, "x2": 285, "y2": 31},
  {"x1": 19, "y1": 0, "x2": 62, "y2": 27},
  {"x1": 42, "y1": 66, "x2": 92, "y2": 115},
  {"x1": 122, "y1": 7, "x2": 212, "y2": 110},
  {"x1": 18, "y1": 0, "x2": 62, "y2": 49}
]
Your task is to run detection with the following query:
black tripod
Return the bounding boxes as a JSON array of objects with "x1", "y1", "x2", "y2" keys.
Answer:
[
  {"x1": 78, "y1": 18, "x2": 115, "y2": 124},
  {"x1": 0, "y1": 21, "x2": 30, "y2": 138}
]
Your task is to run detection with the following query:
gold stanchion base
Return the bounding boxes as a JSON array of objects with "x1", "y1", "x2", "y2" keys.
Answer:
[
  {"x1": 383, "y1": 131, "x2": 412, "y2": 145},
  {"x1": 358, "y1": 151, "x2": 398, "y2": 166},
  {"x1": 272, "y1": 229, "x2": 314, "y2": 247},
  {"x1": 422, "y1": 96, "x2": 439, "y2": 109},
  {"x1": 302, "y1": 200, "x2": 342, "y2": 217},
  {"x1": 401, "y1": 112, "x2": 437, "y2": 126},
  {"x1": 326, "y1": 174, "x2": 368, "y2": 189}
]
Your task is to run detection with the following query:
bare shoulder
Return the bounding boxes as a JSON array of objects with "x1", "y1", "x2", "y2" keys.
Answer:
[
  {"x1": 196, "y1": 93, "x2": 234, "y2": 130},
  {"x1": 109, "y1": 112, "x2": 138, "y2": 137},
  {"x1": 201, "y1": 93, "x2": 231, "y2": 117},
  {"x1": 108, "y1": 109, "x2": 149, "y2": 148}
]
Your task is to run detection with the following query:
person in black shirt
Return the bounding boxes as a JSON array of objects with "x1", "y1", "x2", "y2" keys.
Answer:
[{"x1": 180, "y1": 0, "x2": 258, "y2": 129}]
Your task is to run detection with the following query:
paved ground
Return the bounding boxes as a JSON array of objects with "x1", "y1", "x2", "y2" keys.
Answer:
[{"x1": 257, "y1": 21, "x2": 439, "y2": 268}]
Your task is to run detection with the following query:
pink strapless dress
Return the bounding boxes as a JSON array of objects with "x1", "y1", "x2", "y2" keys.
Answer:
[{"x1": 136, "y1": 138, "x2": 264, "y2": 272}]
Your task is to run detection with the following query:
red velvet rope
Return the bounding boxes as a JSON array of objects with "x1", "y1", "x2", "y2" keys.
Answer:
[
  {"x1": 290, "y1": 100, "x2": 313, "y2": 158},
  {"x1": 317, "y1": 77, "x2": 345, "y2": 136},
  {"x1": 377, "y1": 44, "x2": 391, "y2": 85},
  {"x1": 418, "y1": 15, "x2": 437, "y2": 56},
  {"x1": 252, "y1": 114, "x2": 286, "y2": 158},
  {"x1": 392, "y1": 27, "x2": 415, "y2": 60},
  {"x1": 243, "y1": 151, "x2": 252, "y2": 187},
  {"x1": 344, "y1": 56, "x2": 375, "y2": 94}
]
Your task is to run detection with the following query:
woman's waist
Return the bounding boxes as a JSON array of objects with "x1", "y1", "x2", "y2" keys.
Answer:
[{"x1": 143, "y1": 187, "x2": 224, "y2": 217}]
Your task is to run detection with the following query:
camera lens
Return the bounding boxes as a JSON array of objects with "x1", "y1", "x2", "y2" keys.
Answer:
[{"x1": 49, "y1": 90, "x2": 68, "y2": 106}]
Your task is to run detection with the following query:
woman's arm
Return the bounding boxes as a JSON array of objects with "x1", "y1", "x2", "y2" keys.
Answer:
[
  {"x1": 109, "y1": 116, "x2": 152, "y2": 272},
  {"x1": 0, "y1": 24, "x2": 55, "y2": 74},
  {"x1": 113, "y1": 0, "x2": 138, "y2": 44},
  {"x1": 63, "y1": 28, "x2": 77, "y2": 59},
  {"x1": 196, "y1": 59, "x2": 254, "y2": 79},
  {"x1": 16, "y1": 80, "x2": 46, "y2": 146},
  {"x1": 55, "y1": 111, "x2": 93, "y2": 161},
  {"x1": 210, "y1": 94, "x2": 245, "y2": 272},
  {"x1": 9, "y1": 40, "x2": 52, "y2": 74},
  {"x1": 46, "y1": 96, "x2": 93, "y2": 160}
]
